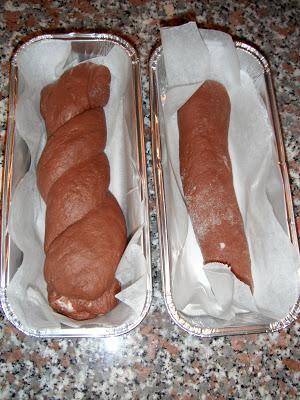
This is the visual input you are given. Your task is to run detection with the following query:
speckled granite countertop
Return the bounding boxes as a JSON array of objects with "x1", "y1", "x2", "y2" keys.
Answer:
[{"x1": 0, "y1": 1, "x2": 299, "y2": 398}]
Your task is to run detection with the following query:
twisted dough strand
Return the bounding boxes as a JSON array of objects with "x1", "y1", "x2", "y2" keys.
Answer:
[{"x1": 37, "y1": 63, "x2": 127, "y2": 320}]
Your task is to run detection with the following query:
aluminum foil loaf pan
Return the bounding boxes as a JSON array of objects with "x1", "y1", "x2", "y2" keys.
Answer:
[
  {"x1": 1, "y1": 33, "x2": 152, "y2": 337},
  {"x1": 150, "y1": 30, "x2": 300, "y2": 337}
]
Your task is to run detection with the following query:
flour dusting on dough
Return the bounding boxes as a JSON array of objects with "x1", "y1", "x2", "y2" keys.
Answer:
[{"x1": 55, "y1": 297, "x2": 75, "y2": 313}]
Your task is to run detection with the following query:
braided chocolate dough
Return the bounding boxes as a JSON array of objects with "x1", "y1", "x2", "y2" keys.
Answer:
[{"x1": 37, "y1": 62, "x2": 127, "y2": 320}]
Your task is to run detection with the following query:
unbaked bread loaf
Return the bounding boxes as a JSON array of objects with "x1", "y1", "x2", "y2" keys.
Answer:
[
  {"x1": 37, "y1": 62, "x2": 127, "y2": 320},
  {"x1": 178, "y1": 80, "x2": 253, "y2": 289}
]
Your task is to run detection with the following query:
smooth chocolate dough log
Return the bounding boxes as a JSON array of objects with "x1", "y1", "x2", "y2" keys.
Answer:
[
  {"x1": 37, "y1": 63, "x2": 127, "y2": 320},
  {"x1": 178, "y1": 80, "x2": 253, "y2": 289}
]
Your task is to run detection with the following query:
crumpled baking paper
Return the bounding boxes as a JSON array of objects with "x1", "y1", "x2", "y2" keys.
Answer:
[
  {"x1": 7, "y1": 39, "x2": 149, "y2": 331},
  {"x1": 160, "y1": 22, "x2": 299, "y2": 322}
]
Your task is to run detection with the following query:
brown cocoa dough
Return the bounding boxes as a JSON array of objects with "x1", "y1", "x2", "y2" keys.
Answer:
[
  {"x1": 37, "y1": 109, "x2": 107, "y2": 201},
  {"x1": 40, "y1": 62, "x2": 111, "y2": 136},
  {"x1": 44, "y1": 197, "x2": 126, "y2": 301},
  {"x1": 48, "y1": 279, "x2": 121, "y2": 320},
  {"x1": 44, "y1": 153, "x2": 110, "y2": 251},
  {"x1": 37, "y1": 63, "x2": 127, "y2": 320},
  {"x1": 178, "y1": 80, "x2": 253, "y2": 289}
]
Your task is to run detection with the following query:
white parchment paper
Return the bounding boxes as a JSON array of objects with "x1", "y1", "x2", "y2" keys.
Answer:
[
  {"x1": 7, "y1": 39, "x2": 149, "y2": 331},
  {"x1": 160, "y1": 23, "x2": 300, "y2": 321}
]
